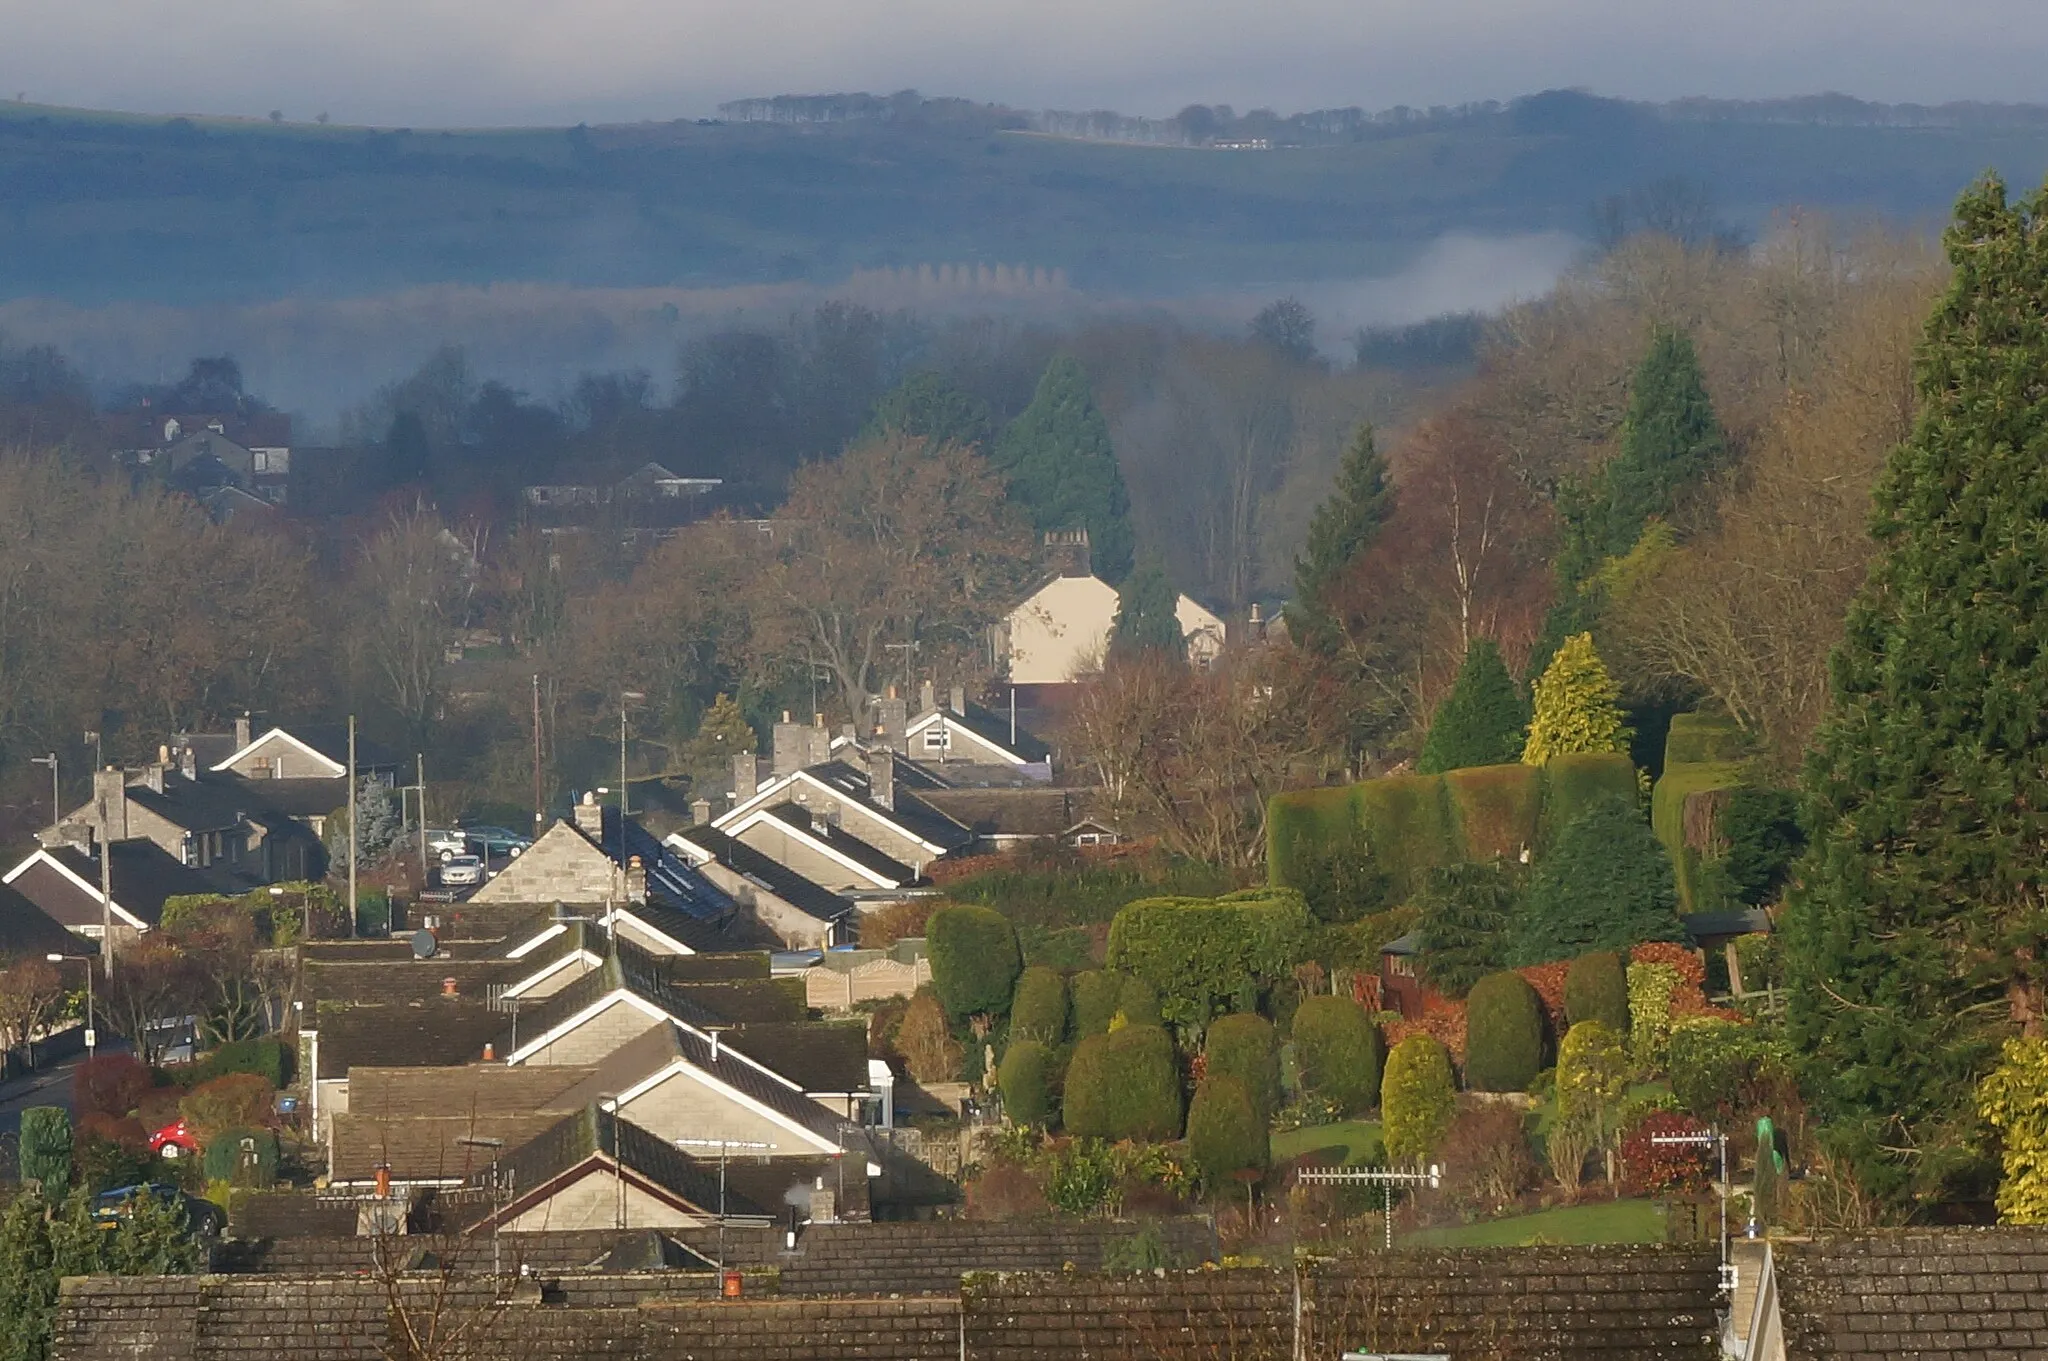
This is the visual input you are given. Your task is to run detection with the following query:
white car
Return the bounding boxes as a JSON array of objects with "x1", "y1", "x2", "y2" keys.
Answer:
[
  {"x1": 424, "y1": 829, "x2": 467, "y2": 862},
  {"x1": 438, "y1": 854, "x2": 485, "y2": 887}
]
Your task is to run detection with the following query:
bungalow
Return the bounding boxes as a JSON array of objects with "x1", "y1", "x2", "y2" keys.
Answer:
[
  {"x1": 715, "y1": 759, "x2": 970, "y2": 884},
  {"x1": 1000, "y1": 572, "x2": 1228, "y2": 688},
  {"x1": 665, "y1": 824, "x2": 851, "y2": 950},
  {"x1": 1, "y1": 839, "x2": 218, "y2": 942},
  {"x1": 44, "y1": 765, "x2": 324, "y2": 885},
  {"x1": 210, "y1": 718, "x2": 401, "y2": 784}
]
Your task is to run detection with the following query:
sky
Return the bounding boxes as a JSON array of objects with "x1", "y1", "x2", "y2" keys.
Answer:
[{"x1": 1, "y1": 0, "x2": 2043, "y2": 127}]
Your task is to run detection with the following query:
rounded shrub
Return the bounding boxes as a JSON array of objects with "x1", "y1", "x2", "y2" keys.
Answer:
[
  {"x1": 1187, "y1": 1077, "x2": 1269, "y2": 1188},
  {"x1": 1564, "y1": 951, "x2": 1631, "y2": 1037},
  {"x1": 1116, "y1": 974, "x2": 1162, "y2": 1028},
  {"x1": 1381, "y1": 1035, "x2": 1456, "y2": 1162},
  {"x1": 927, "y1": 905, "x2": 1023, "y2": 1020},
  {"x1": 1464, "y1": 971, "x2": 1545, "y2": 1093},
  {"x1": 1009, "y1": 967, "x2": 1068, "y2": 1044},
  {"x1": 998, "y1": 1040, "x2": 1057, "y2": 1129},
  {"x1": 73, "y1": 1054, "x2": 153, "y2": 1123},
  {"x1": 180, "y1": 1073, "x2": 274, "y2": 1140},
  {"x1": 1290, "y1": 995, "x2": 1382, "y2": 1115},
  {"x1": 1062, "y1": 1024, "x2": 1182, "y2": 1141},
  {"x1": 1070, "y1": 970, "x2": 1122, "y2": 1038},
  {"x1": 202, "y1": 1126, "x2": 279, "y2": 1187},
  {"x1": 1203, "y1": 1013, "x2": 1280, "y2": 1121}
]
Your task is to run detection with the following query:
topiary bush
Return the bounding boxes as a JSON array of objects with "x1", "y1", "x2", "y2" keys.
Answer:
[
  {"x1": 998, "y1": 1040, "x2": 1056, "y2": 1129},
  {"x1": 1290, "y1": 995, "x2": 1382, "y2": 1115},
  {"x1": 927, "y1": 905, "x2": 1023, "y2": 1021},
  {"x1": 1202, "y1": 1013, "x2": 1280, "y2": 1122},
  {"x1": 1106, "y1": 889, "x2": 1315, "y2": 1028},
  {"x1": 1187, "y1": 1077, "x2": 1269, "y2": 1188},
  {"x1": 1667, "y1": 1018, "x2": 1796, "y2": 1124},
  {"x1": 1062, "y1": 1024, "x2": 1182, "y2": 1142},
  {"x1": 1116, "y1": 974, "x2": 1162, "y2": 1028},
  {"x1": 1627, "y1": 962, "x2": 1684, "y2": 1069},
  {"x1": 1381, "y1": 1036, "x2": 1456, "y2": 1161},
  {"x1": 1009, "y1": 967, "x2": 1068, "y2": 1044},
  {"x1": 1068, "y1": 970, "x2": 1122, "y2": 1039},
  {"x1": 1464, "y1": 971, "x2": 1545, "y2": 1093},
  {"x1": 1564, "y1": 951, "x2": 1631, "y2": 1037},
  {"x1": 19, "y1": 1106, "x2": 71, "y2": 1196}
]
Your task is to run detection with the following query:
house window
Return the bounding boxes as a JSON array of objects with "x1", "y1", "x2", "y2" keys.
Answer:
[
  {"x1": 1387, "y1": 955, "x2": 1416, "y2": 978},
  {"x1": 923, "y1": 728, "x2": 950, "y2": 751}
]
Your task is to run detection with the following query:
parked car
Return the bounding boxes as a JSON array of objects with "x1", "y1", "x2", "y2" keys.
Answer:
[
  {"x1": 438, "y1": 854, "x2": 485, "y2": 887},
  {"x1": 464, "y1": 825, "x2": 531, "y2": 858},
  {"x1": 147, "y1": 1117, "x2": 200, "y2": 1158},
  {"x1": 93, "y1": 1183, "x2": 225, "y2": 1238},
  {"x1": 424, "y1": 828, "x2": 467, "y2": 861}
]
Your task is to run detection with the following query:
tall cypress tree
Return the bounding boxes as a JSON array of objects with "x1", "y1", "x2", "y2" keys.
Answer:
[
  {"x1": 1783, "y1": 175, "x2": 2048, "y2": 1207},
  {"x1": 1418, "y1": 638, "x2": 1528, "y2": 773},
  {"x1": 994, "y1": 356, "x2": 1134, "y2": 582},
  {"x1": 1110, "y1": 558, "x2": 1184, "y2": 662},
  {"x1": 1532, "y1": 329, "x2": 1726, "y2": 676},
  {"x1": 1289, "y1": 424, "x2": 1393, "y2": 656}
]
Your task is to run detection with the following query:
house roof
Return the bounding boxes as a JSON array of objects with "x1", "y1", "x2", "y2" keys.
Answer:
[
  {"x1": 756, "y1": 804, "x2": 918, "y2": 885},
  {"x1": 301, "y1": 958, "x2": 511, "y2": 1008},
  {"x1": 330, "y1": 1064, "x2": 600, "y2": 1182},
  {"x1": 312, "y1": 1000, "x2": 508, "y2": 1076},
  {"x1": 668, "y1": 825, "x2": 853, "y2": 925},
  {"x1": 1381, "y1": 930, "x2": 1422, "y2": 957},
  {"x1": 122, "y1": 771, "x2": 304, "y2": 834},
  {"x1": 799, "y1": 762, "x2": 973, "y2": 853},
  {"x1": 210, "y1": 723, "x2": 400, "y2": 775},
  {"x1": 0, "y1": 883, "x2": 94, "y2": 958},
  {"x1": 550, "y1": 1021, "x2": 851, "y2": 1153},
  {"x1": 500, "y1": 938, "x2": 728, "y2": 1060},
  {"x1": 228, "y1": 777, "x2": 351, "y2": 820},
  {"x1": 2, "y1": 840, "x2": 219, "y2": 931},
  {"x1": 915, "y1": 787, "x2": 1101, "y2": 839},
  {"x1": 347, "y1": 1064, "x2": 599, "y2": 1120},
  {"x1": 665, "y1": 976, "x2": 808, "y2": 1024},
  {"x1": 906, "y1": 702, "x2": 1052, "y2": 764},
  {"x1": 473, "y1": 1106, "x2": 773, "y2": 1224},
  {"x1": 720, "y1": 1020, "x2": 871, "y2": 1096}
]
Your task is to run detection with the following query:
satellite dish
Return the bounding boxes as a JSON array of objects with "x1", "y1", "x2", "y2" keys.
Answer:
[{"x1": 410, "y1": 930, "x2": 438, "y2": 960}]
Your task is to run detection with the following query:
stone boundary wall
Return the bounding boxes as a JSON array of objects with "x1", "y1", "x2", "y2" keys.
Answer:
[{"x1": 1775, "y1": 1228, "x2": 2048, "y2": 1359}]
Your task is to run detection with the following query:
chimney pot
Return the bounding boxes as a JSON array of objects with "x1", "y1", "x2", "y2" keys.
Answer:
[
  {"x1": 482, "y1": 1042, "x2": 495, "y2": 1061},
  {"x1": 691, "y1": 797, "x2": 713, "y2": 826},
  {"x1": 442, "y1": 977, "x2": 458, "y2": 996},
  {"x1": 919, "y1": 679, "x2": 936, "y2": 714}
]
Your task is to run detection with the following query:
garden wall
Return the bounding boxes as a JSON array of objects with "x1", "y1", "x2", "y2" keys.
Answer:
[{"x1": 1269, "y1": 753, "x2": 1637, "y2": 896}]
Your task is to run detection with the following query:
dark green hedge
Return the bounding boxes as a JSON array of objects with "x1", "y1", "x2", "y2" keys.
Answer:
[
  {"x1": 1289, "y1": 995, "x2": 1382, "y2": 1114},
  {"x1": 1062, "y1": 1024, "x2": 1182, "y2": 1141},
  {"x1": 1203, "y1": 1013, "x2": 1280, "y2": 1121},
  {"x1": 1464, "y1": 971, "x2": 1545, "y2": 1092},
  {"x1": 1565, "y1": 951, "x2": 1631, "y2": 1036},
  {"x1": 1070, "y1": 970, "x2": 1122, "y2": 1038},
  {"x1": 1106, "y1": 889, "x2": 1313, "y2": 1027}
]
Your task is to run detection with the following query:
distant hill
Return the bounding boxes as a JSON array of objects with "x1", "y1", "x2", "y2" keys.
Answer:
[{"x1": 3, "y1": 88, "x2": 2048, "y2": 305}]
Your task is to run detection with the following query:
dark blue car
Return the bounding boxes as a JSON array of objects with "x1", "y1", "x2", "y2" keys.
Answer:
[{"x1": 93, "y1": 1183, "x2": 225, "y2": 1239}]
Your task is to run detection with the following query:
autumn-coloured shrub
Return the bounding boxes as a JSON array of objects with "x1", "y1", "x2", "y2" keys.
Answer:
[
  {"x1": 896, "y1": 989, "x2": 963, "y2": 1084},
  {"x1": 73, "y1": 1054, "x2": 153, "y2": 1123},
  {"x1": 965, "y1": 1161, "x2": 1049, "y2": 1220},
  {"x1": 1629, "y1": 941, "x2": 1706, "y2": 987},
  {"x1": 1440, "y1": 1104, "x2": 1539, "y2": 1211},
  {"x1": 76, "y1": 1112, "x2": 147, "y2": 1150},
  {"x1": 1384, "y1": 993, "x2": 1468, "y2": 1065},
  {"x1": 1620, "y1": 1110, "x2": 1713, "y2": 1194},
  {"x1": 179, "y1": 1073, "x2": 276, "y2": 1141},
  {"x1": 135, "y1": 1086, "x2": 184, "y2": 1133},
  {"x1": 859, "y1": 899, "x2": 937, "y2": 948},
  {"x1": 1515, "y1": 960, "x2": 1571, "y2": 1032}
]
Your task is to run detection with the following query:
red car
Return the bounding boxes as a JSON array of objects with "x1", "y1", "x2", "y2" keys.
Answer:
[{"x1": 148, "y1": 1117, "x2": 199, "y2": 1158}]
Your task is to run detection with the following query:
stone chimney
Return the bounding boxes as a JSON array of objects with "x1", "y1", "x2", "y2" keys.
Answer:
[
  {"x1": 731, "y1": 751, "x2": 760, "y2": 800},
  {"x1": 91, "y1": 767, "x2": 127, "y2": 846},
  {"x1": 949, "y1": 685, "x2": 966, "y2": 717},
  {"x1": 1043, "y1": 528, "x2": 1091, "y2": 578},
  {"x1": 918, "y1": 680, "x2": 936, "y2": 715},
  {"x1": 806, "y1": 719, "x2": 832, "y2": 767},
  {"x1": 625, "y1": 855, "x2": 648, "y2": 904},
  {"x1": 573, "y1": 790, "x2": 604, "y2": 839},
  {"x1": 178, "y1": 743, "x2": 197, "y2": 781},
  {"x1": 139, "y1": 752, "x2": 166, "y2": 794},
  {"x1": 867, "y1": 749, "x2": 895, "y2": 812},
  {"x1": 875, "y1": 691, "x2": 908, "y2": 753},
  {"x1": 772, "y1": 713, "x2": 808, "y2": 775},
  {"x1": 691, "y1": 797, "x2": 713, "y2": 827},
  {"x1": 234, "y1": 713, "x2": 252, "y2": 751},
  {"x1": 1248, "y1": 602, "x2": 1267, "y2": 644}
]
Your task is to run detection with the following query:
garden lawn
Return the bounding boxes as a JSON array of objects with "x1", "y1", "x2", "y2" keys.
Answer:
[
  {"x1": 1271, "y1": 1120, "x2": 1384, "y2": 1166},
  {"x1": 1408, "y1": 1197, "x2": 1667, "y2": 1247}
]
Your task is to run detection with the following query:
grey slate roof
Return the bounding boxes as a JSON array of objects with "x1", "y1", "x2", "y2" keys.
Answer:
[
  {"x1": 759, "y1": 804, "x2": 917, "y2": 883},
  {"x1": 800, "y1": 761, "x2": 974, "y2": 853},
  {"x1": 671, "y1": 824, "x2": 852, "y2": 924},
  {"x1": 475, "y1": 1106, "x2": 773, "y2": 1221},
  {"x1": 1774, "y1": 1228, "x2": 2048, "y2": 1359}
]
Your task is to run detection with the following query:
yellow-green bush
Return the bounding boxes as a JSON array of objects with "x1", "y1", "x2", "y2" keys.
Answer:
[
  {"x1": 1979, "y1": 1036, "x2": 2048, "y2": 1224},
  {"x1": 1381, "y1": 1035, "x2": 1456, "y2": 1161},
  {"x1": 1626, "y1": 962, "x2": 1684, "y2": 1070}
]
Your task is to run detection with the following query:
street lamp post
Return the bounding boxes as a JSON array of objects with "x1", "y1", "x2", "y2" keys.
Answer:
[
  {"x1": 47, "y1": 952, "x2": 93, "y2": 1058},
  {"x1": 618, "y1": 691, "x2": 646, "y2": 825}
]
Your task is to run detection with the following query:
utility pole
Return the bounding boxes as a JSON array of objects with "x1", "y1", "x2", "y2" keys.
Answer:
[
  {"x1": 531, "y1": 673, "x2": 543, "y2": 834},
  {"x1": 884, "y1": 641, "x2": 918, "y2": 709},
  {"x1": 30, "y1": 753, "x2": 56, "y2": 832},
  {"x1": 347, "y1": 716, "x2": 358, "y2": 940},
  {"x1": 416, "y1": 753, "x2": 428, "y2": 885},
  {"x1": 619, "y1": 691, "x2": 645, "y2": 849}
]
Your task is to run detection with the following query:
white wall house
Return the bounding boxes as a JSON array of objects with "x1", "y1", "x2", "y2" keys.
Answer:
[{"x1": 1002, "y1": 574, "x2": 1227, "y2": 684}]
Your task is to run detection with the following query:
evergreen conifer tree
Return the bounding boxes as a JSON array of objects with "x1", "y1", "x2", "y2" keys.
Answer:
[
  {"x1": 1109, "y1": 559, "x2": 1184, "y2": 662},
  {"x1": 863, "y1": 370, "x2": 995, "y2": 450},
  {"x1": 1288, "y1": 423, "x2": 1392, "y2": 655},
  {"x1": 1531, "y1": 329, "x2": 1726, "y2": 675},
  {"x1": 994, "y1": 356, "x2": 1134, "y2": 581},
  {"x1": 1783, "y1": 175, "x2": 2048, "y2": 1205},
  {"x1": 1419, "y1": 639, "x2": 1528, "y2": 773},
  {"x1": 1522, "y1": 633, "x2": 1629, "y2": 765},
  {"x1": 1513, "y1": 796, "x2": 1682, "y2": 965},
  {"x1": 1414, "y1": 861, "x2": 1520, "y2": 997}
]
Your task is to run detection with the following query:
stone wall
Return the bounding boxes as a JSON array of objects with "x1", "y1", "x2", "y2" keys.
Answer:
[
  {"x1": 643, "y1": 1297, "x2": 962, "y2": 1361},
  {"x1": 1775, "y1": 1228, "x2": 2048, "y2": 1359}
]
